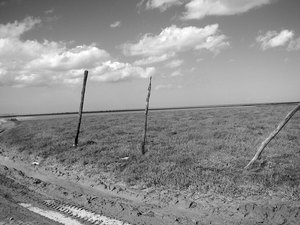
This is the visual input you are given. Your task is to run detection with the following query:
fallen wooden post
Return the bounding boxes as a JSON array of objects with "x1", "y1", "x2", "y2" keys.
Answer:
[
  {"x1": 244, "y1": 103, "x2": 300, "y2": 169},
  {"x1": 74, "y1": 70, "x2": 88, "y2": 147},
  {"x1": 141, "y1": 76, "x2": 152, "y2": 155}
]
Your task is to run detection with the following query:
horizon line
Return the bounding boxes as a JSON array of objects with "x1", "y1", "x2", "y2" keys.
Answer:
[{"x1": 1, "y1": 100, "x2": 299, "y2": 118}]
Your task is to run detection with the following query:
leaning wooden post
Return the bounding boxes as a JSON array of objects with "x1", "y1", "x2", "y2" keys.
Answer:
[
  {"x1": 74, "y1": 70, "x2": 88, "y2": 147},
  {"x1": 245, "y1": 103, "x2": 300, "y2": 169},
  {"x1": 141, "y1": 76, "x2": 152, "y2": 155}
]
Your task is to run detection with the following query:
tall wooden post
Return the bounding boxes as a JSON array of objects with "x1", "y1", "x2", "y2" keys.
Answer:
[
  {"x1": 244, "y1": 103, "x2": 300, "y2": 169},
  {"x1": 74, "y1": 70, "x2": 88, "y2": 147},
  {"x1": 141, "y1": 76, "x2": 152, "y2": 154}
]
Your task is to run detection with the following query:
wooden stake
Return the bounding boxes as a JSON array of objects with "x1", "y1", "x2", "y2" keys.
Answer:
[
  {"x1": 244, "y1": 103, "x2": 300, "y2": 169},
  {"x1": 74, "y1": 70, "x2": 88, "y2": 147},
  {"x1": 141, "y1": 76, "x2": 152, "y2": 154}
]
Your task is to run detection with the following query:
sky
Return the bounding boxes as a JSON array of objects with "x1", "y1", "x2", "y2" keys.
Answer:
[{"x1": 0, "y1": 0, "x2": 299, "y2": 114}]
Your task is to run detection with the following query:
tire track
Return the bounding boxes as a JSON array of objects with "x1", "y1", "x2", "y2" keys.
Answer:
[{"x1": 42, "y1": 199, "x2": 131, "y2": 225}]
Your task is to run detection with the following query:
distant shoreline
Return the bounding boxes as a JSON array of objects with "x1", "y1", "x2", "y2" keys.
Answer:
[{"x1": 0, "y1": 101, "x2": 299, "y2": 118}]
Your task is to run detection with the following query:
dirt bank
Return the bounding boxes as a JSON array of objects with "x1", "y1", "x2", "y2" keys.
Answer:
[{"x1": 0, "y1": 147, "x2": 299, "y2": 225}]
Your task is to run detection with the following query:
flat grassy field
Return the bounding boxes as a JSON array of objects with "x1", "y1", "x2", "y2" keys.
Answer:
[{"x1": 1, "y1": 104, "x2": 299, "y2": 199}]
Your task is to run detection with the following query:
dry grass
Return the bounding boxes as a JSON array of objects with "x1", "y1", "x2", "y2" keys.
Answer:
[{"x1": 1, "y1": 104, "x2": 300, "y2": 199}]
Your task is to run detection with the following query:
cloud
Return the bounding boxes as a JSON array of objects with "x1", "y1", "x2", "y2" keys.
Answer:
[
  {"x1": 182, "y1": 0, "x2": 272, "y2": 20},
  {"x1": 165, "y1": 59, "x2": 184, "y2": 68},
  {"x1": 110, "y1": 21, "x2": 121, "y2": 28},
  {"x1": 133, "y1": 53, "x2": 175, "y2": 66},
  {"x1": 123, "y1": 24, "x2": 229, "y2": 56},
  {"x1": 0, "y1": 17, "x2": 41, "y2": 38},
  {"x1": 140, "y1": 0, "x2": 274, "y2": 19},
  {"x1": 256, "y1": 29, "x2": 294, "y2": 50},
  {"x1": 25, "y1": 44, "x2": 110, "y2": 71},
  {"x1": 0, "y1": 17, "x2": 155, "y2": 87},
  {"x1": 142, "y1": 0, "x2": 185, "y2": 11},
  {"x1": 90, "y1": 61, "x2": 155, "y2": 82}
]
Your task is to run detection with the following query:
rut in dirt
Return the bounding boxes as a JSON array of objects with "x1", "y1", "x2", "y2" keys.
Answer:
[{"x1": 20, "y1": 199, "x2": 132, "y2": 225}]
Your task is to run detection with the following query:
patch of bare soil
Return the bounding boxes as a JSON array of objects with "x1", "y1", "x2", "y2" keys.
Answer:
[
  {"x1": 0, "y1": 170, "x2": 61, "y2": 225},
  {"x1": 0, "y1": 122, "x2": 299, "y2": 225},
  {"x1": 1, "y1": 150, "x2": 299, "y2": 225}
]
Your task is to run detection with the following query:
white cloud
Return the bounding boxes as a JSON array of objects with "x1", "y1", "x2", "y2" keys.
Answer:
[
  {"x1": 256, "y1": 29, "x2": 294, "y2": 50},
  {"x1": 110, "y1": 21, "x2": 121, "y2": 28},
  {"x1": 165, "y1": 59, "x2": 184, "y2": 68},
  {"x1": 182, "y1": 0, "x2": 272, "y2": 20},
  {"x1": 123, "y1": 24, "x2": 229, "y2": 56},
  {"x1": 144, "y1": 0, "x2": 184, "y2": 11},
  {"x1": 0, "y1": 17, "x2": 41, "y2": 38},
  {"x1": 25, "y1": 44, "x2": 110, "y2": 71},
  {"x1": 90, "y1": 61, "x2": 155, "y2": 82},
  {"x1": 133, "y1": 52, "x2": 175, "y2": 66},
  {"x1": 141, "y1": 0, "x2": 274, "y2": 20},
  {"x1": 0, "y1": 17, "x2": 155, "y2": 87}
]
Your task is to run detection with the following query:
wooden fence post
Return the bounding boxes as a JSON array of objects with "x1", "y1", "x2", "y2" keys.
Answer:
[
  {"x1": 74, "y1": 70, "x2": 88, "y2": 147},
  {"x1": 141, "y1": 76, "x2": 152, "y2": 154},
  {"x1": 244, "y1": 103, "x2": 300, "y2": 169}
]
